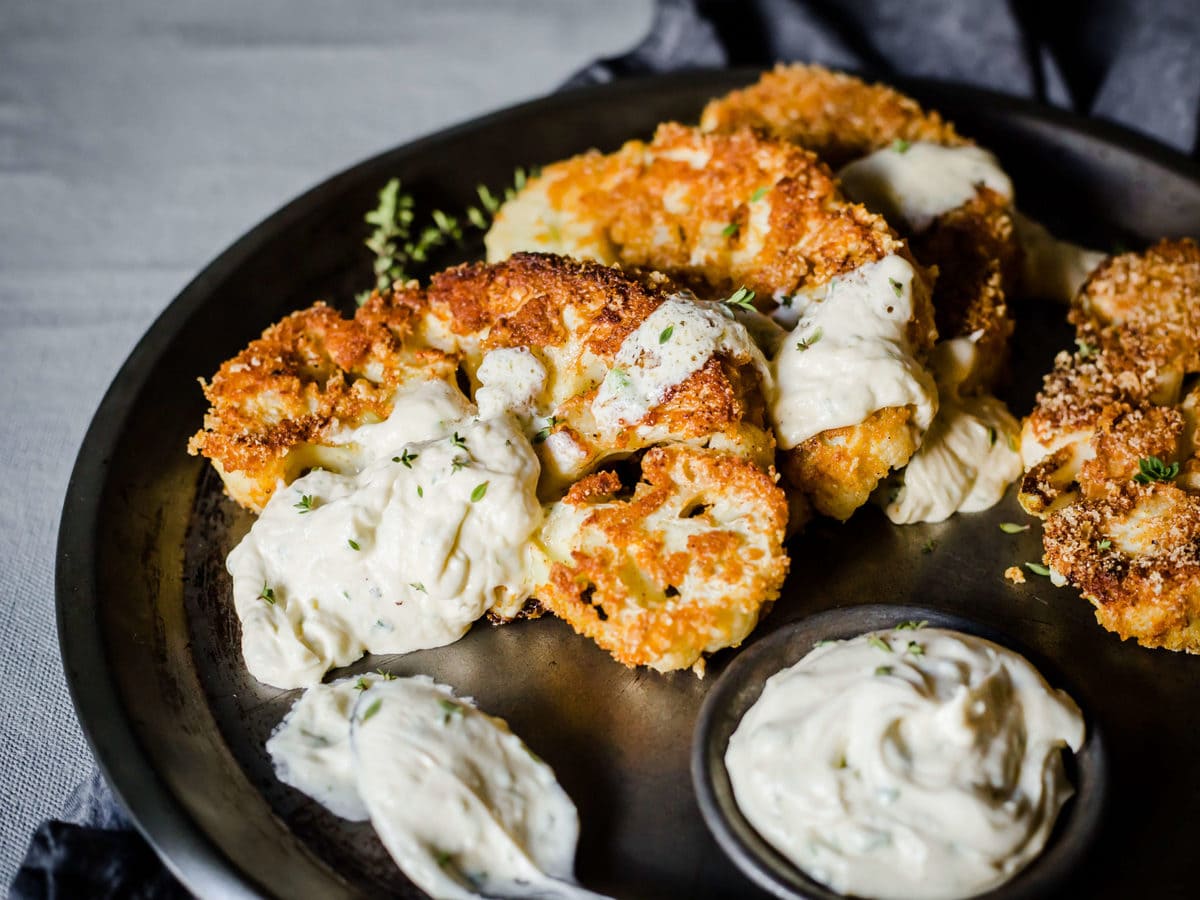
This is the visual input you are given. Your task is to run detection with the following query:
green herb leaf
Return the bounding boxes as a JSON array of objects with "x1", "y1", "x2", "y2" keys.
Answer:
[
  {"x1": 417, "y1": 485, "x2": 424, "y2": 497},
  {"x1": 377, "y1": 669, "x2": 397, "y2": 681},
  {"x1": 1133, "y1": 455, "x2": 1179, "y2": 484},
  {"x1": 906, "y1": 641, "x2": 924, "y2": 656},
  {"x1": 987, "y1": 426, "x2": 998, "y2": 446},
  {"x1": 1000, "y1": 522, "x2": 1030, "y2": 534},
  {"x1": 361, "y1": 698, "x2": 382, "y2": 722},
  {"x1": 533, "y1": 416, "x2": 558, "y2": 444},
  {"x1": 874, "y1": 665, "x2": 893, "y2": 676},
  {"x1": 470, "y1": 481, "x2": 489, "y2": 503},
  {"x1": 450, "y1": 455, "x2": 469, "y2": 474},
  {"x1": 1025, "y1": 561, "x2": 1052, "y2": 577},
  {"x1": 258, "y1": 583, "x2": 276, "y2": 605},
  {"x1": 888, "y1": 277, "x2": 903, "y2": 298},
  {"x1": 410, "y1": 582, "x2": 426, "y2": 593},
  {"x1": 347, "y1": 538, "x2": 361, "y2": 551},
  {"x1": 892, "y1": 138, "x2": 911, "y2": 154},
  {"x1": 1075, "y1": 337, "x2": 1098, "y2": 359},
  {"x1": 354, "y1": 677, "x2": 369, "y2": 691},
  {"x1": 393, "y1": 448, "x2": 418, "y2": 468},
  {"x1": 1096, "y1": 538, "x2": 1112, "y2": 550},
  {"x1": 451, "y1": 432, "x2": 468, "y2": 450},
  {"x1": 439, "y1": 698, "x2": 464, "y2": 724},
  {"x1": 868, "y1": 635, "x2": 892, "y2": 653},
  {"x1": 750, "y1": 186, "x2": 769, "y2": 202},
  {"x1": 294, "y1": 494, "x2": 314, "y2": 514},
  {"x1": 921, "y1": 539, "x2": 938, "y2": 554},
  {"x1": 813, "y1": 639, "x2": 835, "y2": 648},
  {"x1": 894, "y1": 620, "x2": 927, "y2": 631},
  {"x1": 433, "y1": 849, "x2": 453, "y2": 868},
  {"x1": 608, "y1": 367, "x2": 631, "y2": 389},
  {"x1": 659, "y1": 325, "x2": 674, "y2": 344},
  {"x1": 796, "y1": 327, "x2": 823, "y2": 351},
  {"x1": 723, "y1": 287, "x2": 757, "y2": 312},
  {"x1": 722, "y1": 222, "x2": 740, "y2": 238}
]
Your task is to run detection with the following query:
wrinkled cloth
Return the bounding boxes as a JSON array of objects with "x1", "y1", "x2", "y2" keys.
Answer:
[{"x1": 17, "y1": 0, "x2": 1198, "y2": 897}]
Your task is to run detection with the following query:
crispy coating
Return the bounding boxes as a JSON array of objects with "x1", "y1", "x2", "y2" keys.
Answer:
[
  {"x1": 423, "y1": 252, "x2": 777, "y2": 489},
  {"x1": 1022, "y1": 240, "x2": 1200, "y2": 654},
  {"x1": 699, "y1": 64, "x2": 965, "y2": 168},
  {"x1": 187, "y1": 294, "x2": 456, "y2": 511},
  {"x1": 702, "y1": 64, "x2": 1019, "y2": 393},
  {"x1": 1043, "y1": 484, "x2": 1200, "y2": 653},
  {"x1": 536, "y1": 445, "x2": 789, "y2": 673},
  {"x1": 486, "y1": 123, "x2": 938, "y2": 520}
]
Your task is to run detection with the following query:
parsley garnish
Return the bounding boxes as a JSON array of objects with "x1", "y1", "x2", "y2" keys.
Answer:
[
  {"x1": 360, "y1": 698, "x2": 382, "y2": 722},
  {"x1": 1025, "y1": 561, "x2": 1051, "y2": 577},
  {"x1": 722, "y1": 222, "x2": 740, "y2": 238},
  {"x1": 439, "y1": 698, "x2": 463, "y2": 724},
  {"x1": 393, "y1": 448, "x2": 418, "y2": 468},
  {"x1": 410, "y1": 581, "x2": 426, "y2": 593},
  {"x1": 294, "y1": 494, "x2": 314, "y2": 514},
  {"x1": 750, "y1": 186, "x2": 769, "y2": 202},
  {"x1": 1075, "y1": 337, "x2": 1098, "y2": 359},
  {"x1": 533, "y1": 416, "x2": 558, "y2": 444},
  {"x1": 451, "y1": 432, "x2": 468, "y2": 450},
  {"x1": 1096, "y1": 538, "x2": 1112, "y2": 550},
  {"x1": 347, "y1": 538, "x2": 361, "y2": 551},
  {"x1": 868, "y1": 635, "x2": 892, "y2": 653},
  {"x1": 258, "y1": 583, "x2": 276, "y2": 605},
  {"x1": 999, "y1": 522, "x2": 1030, "y2": 534},
  {"x1": 659, "y1": 325, "x2": 674, "y2": 344},
  {"x1": 470, "y1": 481, "x2": 489, "y2": 503},
  {"x1": 888, "y1": 277, "x2": 903, "y2": 298},
  {"x1": 892, "y1": 138, "x2": 911, "y2": 153},
  {"x1": 796, "y1": 327, "x2": 823, "y2": 351},
  {"x1": 723, "y1": 286, "x2": 757, "y2": 311},
  {"x1": 1133, "y1": 455, "x2": 1178, "y2": 484}
]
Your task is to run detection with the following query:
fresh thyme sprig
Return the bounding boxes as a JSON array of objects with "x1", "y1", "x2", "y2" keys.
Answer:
[
  {"x1": 723, "y1": 287, "x2": 757, "y2": 312},
  {"x1": 1133, "y1": 455, "x2": 1178, "y2": 484}
]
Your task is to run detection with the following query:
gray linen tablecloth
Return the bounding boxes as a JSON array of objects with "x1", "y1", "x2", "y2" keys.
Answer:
[{"x1": 0, "y1": 0, "x2": 651, "y2": 886}]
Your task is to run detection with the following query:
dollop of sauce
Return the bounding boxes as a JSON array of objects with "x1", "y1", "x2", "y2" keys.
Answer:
[
  {"x1": 226, "y1": 380, "x2": 543, "y2": 689},
  {"x1": 1013, "y1": 212, "x2": 1107, "y2": 303},
  {"x1": 726, "y1": 627, "x2": 1085, "y2": 900},
  {"x1": 838, "y1": 142, "x2": 1014, "y2": 234},
  {"x1": 592, "y1": 293, "x2": 769, "y2": 433},
  {"x1": 882, "y1": 336, "x2": 1023, "y2": 523},
  {"x1": 269, "y1": 676, "x2": 599, "y2": 899},
  {"x1": 770, "y1": 254, "x2": 937, "y2": 448}
]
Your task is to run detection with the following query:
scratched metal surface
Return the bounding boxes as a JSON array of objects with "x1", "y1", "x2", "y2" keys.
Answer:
[{"x1": 59, "y1": 70, "x2": 1200, "y2": 898}]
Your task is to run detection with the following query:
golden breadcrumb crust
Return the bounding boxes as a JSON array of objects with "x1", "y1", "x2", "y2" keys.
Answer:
[
  {"x1": 702, "y1": 64, "x2": 1018, "y2": 393},
  {"x1": 536, "y1": 445, "x2": 789, "y2": 673},
  {"x1": 187, "y1": 295, "x2": 456, "y2": 511},
  {"x1": 699, "y1": 64, "x2": 965, "y2": 168}
]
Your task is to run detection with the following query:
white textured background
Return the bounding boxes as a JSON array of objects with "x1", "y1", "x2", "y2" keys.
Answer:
[{"x1": 0, "y1": 0, "x2": 652, "y2": 885}]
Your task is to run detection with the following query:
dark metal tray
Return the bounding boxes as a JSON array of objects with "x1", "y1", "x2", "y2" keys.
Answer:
[{"x1": 57, "y1": 69, "x2": 1200, "y2": 899}]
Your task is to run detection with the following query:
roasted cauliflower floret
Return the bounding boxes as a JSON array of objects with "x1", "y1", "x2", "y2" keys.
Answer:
[
  {"x1": 1043, "y1": 483, "x2": 1200, "y2": 654},
  {"x1": 187, "y1": 294, "x2": 457, "y2": 511},
  {"x1": 536, "y1": 446, "x2": 789, "y2": 674},
  {"x1": 703, "y1": 64, "x2": 1020, "y2": 393},
  {"x1": 486, "y1": 125, "x2": 939, "y2": 521},
  {"x1": 422, "y1": 252, "x2": 777, "y2": 491}
]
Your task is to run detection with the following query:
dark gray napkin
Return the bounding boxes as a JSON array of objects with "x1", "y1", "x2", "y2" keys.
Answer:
[{"x1": 18, "y1": 1, "x2": 1197, "y2": 896}]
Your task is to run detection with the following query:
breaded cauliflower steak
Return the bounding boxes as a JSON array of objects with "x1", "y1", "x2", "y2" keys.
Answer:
[
  {"x1": 486, "y1": 124, "x2": 938, "y2": 520},
  {"x1": 702, "y1": 64, "x2": 1019, "y2": 392},
  {"x1": 188, "y1": 294, "x2": 456, "y2": 511},
  {"x1": 1021, "y1": 240, "x2": 1200, "y2": 654},
  {"x1": 537, "y1": 445, "x2": 789, "y2": 674}
]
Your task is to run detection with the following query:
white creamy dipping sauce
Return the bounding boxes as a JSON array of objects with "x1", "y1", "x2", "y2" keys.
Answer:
[
  {"x1": 770, "y1": 254, "x2": 937, "y2": 448},
  {"x1": 269, "y1": 676, "x2": 599, "y2": 899},
  {"x1": 592, "y1": 292, "x2": 769, "y2": 432},
  {"x1": 883, "y1": 336, "x2": 1023, "y2": 524},
  {"x1": 838, "y1": 142, "x2": 1014, "y2": 234},
  {"x1": 1013, "y1": 212, "x2": 1107, "y2": 303},
  {"x1": 226, "y1": 379, "x2": 543, "y2": 689},
  {"x1": 726, "y1": 627, "x2": 1085, "y2": 900}
]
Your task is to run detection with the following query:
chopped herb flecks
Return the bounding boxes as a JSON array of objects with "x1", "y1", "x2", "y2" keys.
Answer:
[
  {"x1": 659, "y1": 325, "x2": 674, "y2": 344},
  {"x1": 258, "y1": 583, "x2": 276, "y2": 605},
  {"x1": 470, "y1": 481, "x2": 489, "y2": 503},
  {"x1": 294, "y1": 494, "x2": 314, "y2": 514},
  {"x1": 410, "y1": 582, "x2": 426, "y2": 593},
  {"x1": 533, "y1": 416, "x2": 558, "y2": 444},
  {"x1": 796, "y1": 327, "x2": 822, "y2": 351},
  {"x1": 1096, "y1": 538, "x2": 1112, "y2": 550},
  {"x1": 722, "y1": 222, "x2": 740, "y2": 238},
  {"x1": 750, "y1": 186, "x2": 769, "y2": 202},
  {"x1": 1026, "y1": 561, "x2": 1052, "y2": 577},
  {"x1": 723, "y1": 287, "x2": 757, "y2": 312},
  {"x1": 921, "y1": 539, "x2": 938, "y2": 554},
  {"x1": 394, "y1": 448, "x2": 419, "y2": 468},
  {"x1": 868, "y1": 635, "x2": 892, "y2": 653},
  {"x1": 888, "y1": 277, "x2": 903, "y2": 298},
  {"x1": 892, "y1": 138, "x2": 911, "y2": 154},
  {"x1": 1075, "y1": 337, "x2": 1098, "y2": 359},
  {"x1": 361, "y1": 698, "x2": 382, "y2": 722},
  {"x1": 999, "y1": 522, "x2": 1030, "y2": 534},
  {"x1": 895, "y1": 620, "x2": 927, "y2": 631},
  {"x1": 347, "y1": 538, "x2": 361, "y2": 551}
]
